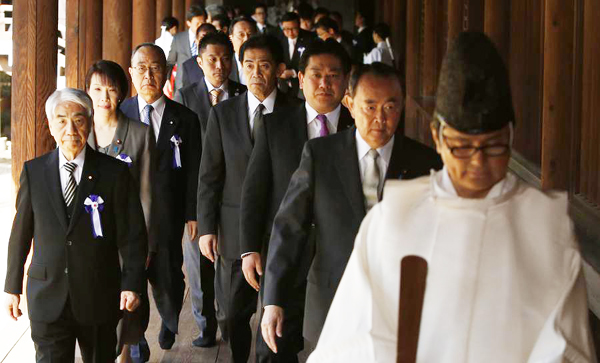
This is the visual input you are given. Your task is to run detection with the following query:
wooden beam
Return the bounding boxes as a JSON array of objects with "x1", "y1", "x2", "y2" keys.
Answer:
[
  {"x1": 447, "y1": 0, "x2": 464, "y2": 44},
  {"x1": 11, "y1": 0, "x2": 59, "y2": 186},
  {"x1": 85, "y1": 0, "x2": 103, "y2": 76},
  {"x1": 156, "y1": 0, "x2": 173, "y2": 38},
  {"x1": 173, "y1": 0, "x2": 186, "y2": 32},
  {"x1": 423, "y1": 0, "x2": 440, "y2": 97},
  {"x1": 103, "y1": 0, "x2": 133, "y2": 79},
  {"x1": 391, "y1": 0, "x2": 407, "y2": 69},
  {"x1": 404, "y1": 0, "x2": 422, "y2": 139},
  {"x1": 484, "y1": 0, "x2": 510, "y2": 63},
  {"x1": 541, "y1": 0, "x2": 575, "y2": 190},
  {"x1": 133, "y1": 0, "x2": 157, "y2": 47}
]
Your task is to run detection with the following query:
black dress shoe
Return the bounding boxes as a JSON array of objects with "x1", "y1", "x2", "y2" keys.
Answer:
[
  {"x1": 192, "y1": 335, "x2": 217, "y2": 348},
  {"x1": 158, "y1": 323, "x2": 176, "y2": 350}
]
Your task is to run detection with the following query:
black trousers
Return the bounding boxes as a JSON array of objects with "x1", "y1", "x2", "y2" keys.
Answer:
[
  {"x1": 215, "y1": 256, "x2": 257, "y2": 363},
  {"x1": 30, "y1": 298, "x2": 118, "y2": 363}
]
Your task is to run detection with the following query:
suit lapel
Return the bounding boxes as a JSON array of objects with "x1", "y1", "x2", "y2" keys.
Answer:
[
  {"x1": 111, "y1": 114, "x2": 129, "y2": 157},
  {"x1": 385, "y1": 135, "x2": 409, "y2": 181},
  {"x1": 67, "y1": 146, "x2": 99, "y2": 234},
  {"x1": 194, "y1": 80, "x2": 212, "y2": 119},
  {"x1": 44, "y1": 149, "x2": 68, "y2": 232},
  {"x1": 121, "y1": 97, "x2": 141, "y2": 122},
  {"x1": 236, "y1": 95, "x2": 254, "y2": 156},
  {"x1": 334, "y1": 129, "x2": 366, "y2": 219},
  {"x1": 291, "y1": 105, "x2": 308, "y2": 150},
  {"x1": 158, "y1": 99, "x2": 180, "y2": 150},
  {"x1": 337, "y1": 106, "x2": 355, "y2": 132}
]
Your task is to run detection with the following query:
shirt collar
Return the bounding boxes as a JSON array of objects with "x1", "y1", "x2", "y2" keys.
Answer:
[
  {"x1": 137, "y1": 95, "x2": 166, "y2": 120},
  {"x1": 59, "y1": 146, "x2": 86, "y2": 169},
  {"x1": 248, "y1": 88, "x2": 277, "y2": 115},
  {"x1": 377, "y1": 41, "x2": 387, "y2": 48},
  {"x1": 433, "y1": 166, "x2": 516, "y2": 199},
  {"x1": 355, "y1": 130, "x2": 394, "y2": 165},
  {"x1": 305, "y1": 102, "x2": 341, "y2": 130},
  {"x1": 205, "y1": 77, "x2": 228, "y2": 93},
  {"x1": 288, "y1": 37, "x2": 297, "y2": 44}
]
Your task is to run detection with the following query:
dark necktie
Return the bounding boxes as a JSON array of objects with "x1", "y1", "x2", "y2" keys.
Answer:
[
  {"x1": 252, "y1": 104, "x2": 266, "y2": 142},
  {"x1": 64, "y1": 161, "x2": 78, "y2": 215},
  {"x1": 316, "y1": 114, "x2": 329, "y2": 137},
  {"x1": 142, "y1": 104, "x2": 156, "y2": 141}
]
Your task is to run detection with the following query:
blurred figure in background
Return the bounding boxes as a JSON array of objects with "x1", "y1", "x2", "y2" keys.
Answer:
[
  {"x1": 363, "y1": 23, "x2": 394, "y2": 67},
  {"x1": 180, "y1": 23, "x2": 218, "y2": 90},
  {"x1": 155, "y1": 17, "x2": 179, "y2": 58},
  {"x1": 354, "y1": 10, "x2": 375, "y2": 57},
  {"x1": 296, "y1": 3, "x2": 315, "y2": 32},
  {"x1": 212, "y1": 14, "x2": 231, "y2": 34}
]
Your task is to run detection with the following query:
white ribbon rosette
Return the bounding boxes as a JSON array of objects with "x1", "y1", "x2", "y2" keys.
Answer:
[
  {"x1": 170, "y1": 135, "x2": 183, "y2": 169},
  {"x1": 84, "y1": 195, "x2": 104, "y2": 238},
  {"x1": 116, "y1": 153, "x2": 133, "y2": 167}
]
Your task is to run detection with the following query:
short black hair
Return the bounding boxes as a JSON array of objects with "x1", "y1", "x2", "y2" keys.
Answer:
[
  {"x1": 212, "y1": 14, "x2": 231, "y2": 30},
  {"x1": 298, "y1": 39, "x2": 351, "y2": 75},
  {"x1": 315, "y1": 17, "x2": 339, "y2": 34},
  {"x1": 297, "y1": 3, "x2": 314, "y2": 20},
  {"x1": 240, "y1": 34, "x2": 284, "y2": 65},
  {"x1": 280, "y1": 12, "x2": 300, "y2": 24},
  {"x1": 186, "y1": 5, "x2": 207, "y2": 21},
  {"x1": 254, "y1": 3, "x2": 267, "y2": 13},
  {"x1": 330, "y1": 11, "x2": 342, "y2": 23},
  {"x1": 348, "y1": 62, "x2": 404, "y2": 97},
  {"x1": 230, "y1": 16, "x2": 257, "y2": 35},
  {"x1": 199, "y1": 32, "x2": 234, "y2": 57},
  {"x1": 161, "y1": 16, "x2": 179, "y2": 31},
  {"x1": 196, "y1": 23, "x2": 217, "y2": 38},
  {"x1": 373, "y1": 23, "x2": 390, "y2": 39},
  {"x1": 131, "y1": 43, "x2": 167, "y2": 68},
  {"x1": 314, "y1": 7, "x2": 329, "y2": 17},
  {"x1": 85, "y1": 60, "x2": 129, "y2": 104}
]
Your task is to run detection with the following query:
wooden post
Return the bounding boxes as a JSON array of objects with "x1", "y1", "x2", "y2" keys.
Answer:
[
  {"x1": 156, "y1": 0, "x2": 173, "y2": 38},
  {"x1": 173, "y1": 0, "x2": 186, "y2": 32},
  {"x1": 423, "y1": 0, "x2": 439, "y2": 97},
  {"x1": 133, "y1": 0, "x2": 157, "y2": 48},
  {"x1": 66, "y1": 0, "x2": 103, "y2": 89},
  {"x1": 103, "y1": 0, "x2": 133, "y2": 78},
  {"x1": 541, "y1": 0, "x2": 575, "y2": 190},
  {"x1": 484, "y1": 0, "x2": 510, "y2": 63},
  {"x1": 11, "y1": 0, "x2": 59, "y2": 186},
  {"x1": 391, "y1": 0, "x2": 407, "y2": 69},
  {"x1": 404, "y1": 0, "x2": 422, "y2": 140},
  {"x1": 447, "y1": 0, "x2": 464, "y2": 44}
]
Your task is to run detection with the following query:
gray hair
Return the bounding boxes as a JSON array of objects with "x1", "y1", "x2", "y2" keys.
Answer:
[{"x1": 45, "y1": 88, "x2": 94, "y2": 121}]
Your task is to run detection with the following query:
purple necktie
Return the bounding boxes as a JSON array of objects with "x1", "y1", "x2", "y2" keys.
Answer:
[{"x1": 316, "y1": 114, "x2": 329, "y2": 137}]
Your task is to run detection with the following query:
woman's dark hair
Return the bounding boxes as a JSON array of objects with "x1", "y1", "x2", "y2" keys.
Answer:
[
  {"x1": 85, "y1": 60, "x2": 129, "y2": 105},
  {"x1": 373, "y1": 22, "x2": 391, "y2": 39},
  {"x1": 161, "y1": 16, "x2": 179, "y2": 31}
]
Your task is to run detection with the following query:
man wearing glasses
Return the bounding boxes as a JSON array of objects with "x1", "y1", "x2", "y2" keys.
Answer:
[
  {"x1": 121, "y1": 43, "x2": 201, "y2": 359},
  {"x1": 308, "y1": 32, "x2": 595, "y2": 362}
]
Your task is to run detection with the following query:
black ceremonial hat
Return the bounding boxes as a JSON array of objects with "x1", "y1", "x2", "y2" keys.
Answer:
[{"x1": 435, "y1": 32, "x2": 515, "y2": 134}]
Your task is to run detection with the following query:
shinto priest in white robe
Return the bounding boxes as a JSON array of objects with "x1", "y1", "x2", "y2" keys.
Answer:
[{"x1": 308, "y1": 168, "x2": 596, "y2": 363}]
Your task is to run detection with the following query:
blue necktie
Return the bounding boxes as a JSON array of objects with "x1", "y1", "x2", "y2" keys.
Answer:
[
  {"x1": 142, "y1": 104, "x2": 153, "y2": 126},
  {"x1": 191, "y1": 42, "x2": 198, "y2": 57}
]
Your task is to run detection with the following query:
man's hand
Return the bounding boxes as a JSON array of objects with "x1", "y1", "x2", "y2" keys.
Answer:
[
  {"x1": 199, "y1": 234, "x2": 218, "y2": 262},
  {"x1": 120, "y1": 291, "x2": 140, "y2": 312},
  {"x1": 242, "y1": 253, "x2": 262, "y2": 291},
  {"x1": 261, "y1": 305, "x2": 284, "y2": 353},
  {"x1": 187, "y1": 221, "x2": 198, "y2": 240},
  {"x1": 5, "y1": 293, "x2": 22, "y2": 321},
  {"x1": 280, "y1": 69, "x2": 296, "y2": 79}
]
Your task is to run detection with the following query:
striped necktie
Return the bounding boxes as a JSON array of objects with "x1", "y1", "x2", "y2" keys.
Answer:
[
  {"x1": 191, "y1": 41, "x2": 198, "y2": 57},
  {"x1": 210, "y1": 89, "x2": 222, "y2": 106},
  {"x1": 363, "y1": 149, "x2": 381, "y2": 211},
  {"x1": 64, "y1": 161, "x2": 78, "y2": 207}
]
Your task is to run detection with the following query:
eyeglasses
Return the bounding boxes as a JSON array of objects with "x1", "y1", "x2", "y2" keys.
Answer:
[
  {"x1": 131, "y1": 65, "x2": 163, "y2": 75},
  {"x1": 442, "y1": 137, "x2": 510, "y2": 158}
]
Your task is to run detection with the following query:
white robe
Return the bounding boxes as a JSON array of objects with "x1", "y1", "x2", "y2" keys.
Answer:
[{"x1": 308, "y1": 170, "x2": 595, "y2": 363}]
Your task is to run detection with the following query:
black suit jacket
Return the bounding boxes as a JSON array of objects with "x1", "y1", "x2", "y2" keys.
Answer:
[
  {"x1": 278, "y1": 30, "x2": 314, "y2": 96},
  {"x1": 239, "y1": 103, "x2": 354, "y2": 255},
  {"x1": 197, "y1": 90, "x2": 302, "y2": 259},
  {"x1": 174, "y1": 78, "x2": 246, "y2": 136},
  {"x1": 120, "y1": 97, "x2": 201, "y2": 248},
  {"x1": 4, "y1": 147, "x2": 147, "y2": 325},
  {"x1": 167, "y1": 31, "x2": 193, "y2": 91},
  {"x1": 354, "y1": 26, "x2": 375, "y2": 58},
  {"x1": 229, "y1": 58, "x2": 241, "y2": 84},
  {"x1": 263, "y1": 127, "x2": 442, "y2": 342},
  {"x1": 180, "y1": 56, "x2": 205, "y2": 89}
]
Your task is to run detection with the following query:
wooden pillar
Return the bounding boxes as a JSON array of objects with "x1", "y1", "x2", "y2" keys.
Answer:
[
  {"x1": 103, "y1": 0, "x2": 133, "y2": 77},
  {"x1": 391, "y1": 0, "x2": 407, "y2": 69},
  {"x1": 465, "y1": 0, "x2": 485, "y2": 32},
  {"x1": 133, "y1": 0, "x2": 157, "y2": 47},
  {"x1": 66, "y1": 0, "x2": 103, "y2": 89},
  {"x1": 447, "y1": 0, "x2": 464, "y2": 44},
  {"x1": 11, "y1": 0, "x2": 59, "y2": 185},
  {"x1": 423, "y1": 0, "x2": 440, "y2": 97},
  {"x1": 156, "y1": 0, "x2": 173, "y2": 38},
  {"x1": 484, "y1": 0, "x2": 510, "y2": 62},
  {"x1": 173, "y1": 0, "x2": 186, "y2": 32},
  {"x1": 541, "y1": 0, "x2": 575, "y2": 190},
  {"x1": 185, "y1": 0, "x2": 202, "y2": 11},
  {"x1": 404, "y1": 0, "x2": 422, "y2": 139}
]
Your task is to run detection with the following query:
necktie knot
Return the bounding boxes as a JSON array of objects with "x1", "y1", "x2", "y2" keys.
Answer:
[
  {"x1": 64, "y1": 162, "x2": 78, "y2": 208},
  {"x1": 316, "y1": 114, "x2": 329, "y2": 137},
  {"x1": 210, "y1": 89, "x2": 223, "y2": 106},
  {"x1": 368, "y1": 148, "x2": 379, "y2": 161},
  {"x1": 64, "y1": 161, "x2": 77, "y2": 174}
]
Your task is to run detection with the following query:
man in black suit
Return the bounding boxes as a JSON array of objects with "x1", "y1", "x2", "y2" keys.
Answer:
[
  {"x1": 253, "y1": 4, "x2": 277, "y2": 35},
  {"x1": 260, "y1": 63, "x2": 443, "y2": 353},
  {"x1": 278, "y1": 12, "x2": 316, "y2": 97},
  {"x1": 173, "y1": 32, "x2": 245, "y2": 348},
  {"x1": 330, "y1": 11, "x2": 356, "y2": 53},
  {"x1": 167, "y1": 5, "x2": 207, "y2": 92},
  {"x1": 179, "y1": 23, "x2": 217, "y2": 90},
  {"x1": 228, "y1": 17, "x2": 258, "y2": 85},
  {"x1": 197, "y1": 35, "x2": 301, "y2": 363},
  {"x1": 240, "y1": 39, "x2": 354, "y2": 363},
  {"x1": 121, "y1": 43, "x2": 201, "y2": 354},
  {"x1": 4, "y1": 88, "x2": 146, "y2": 362},
  {"x1": 354, "y1": 10, "x2": 375, "y2": 59},
  {"x1": 315, "y1": 17, "x2": 357, "y2": 64}
]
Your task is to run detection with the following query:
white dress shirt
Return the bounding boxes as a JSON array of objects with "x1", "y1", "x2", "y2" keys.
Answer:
[
  {"x1": 363, "y1": 42, "x2": 394, "y2": 66},
  {"x1": 59, "y1": 147, "x2": 86, "y2": 198},
  {"x1": 355, "y1": 131, "x2": 394, "y2": 186},
  {"x1": 305, "y1": 103, "x2": 341, "y2": 139},
  {"x1": 247, "y1": 88, "x2": 277, "y2": 132},
  {"x1": 205, "y1": 78, "x2": 230, "y2": 103},
  {"x1": 288, "y1": 37, "x2": 297, "y2": 59},
  {"x1": 235, "y1": 53, "x2": 246, "y2": 85},
  {"x1": 137, "y1": 95, "x2": 166, "y2": 142}
]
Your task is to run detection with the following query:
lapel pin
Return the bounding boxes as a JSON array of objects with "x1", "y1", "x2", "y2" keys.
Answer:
[
  {"x1": 169, "y1": 121, "x2": 174, "y2": 125},
  {"x1": 88, "y1": 175, "x2": 93, "y2": 180},
  {"x1": 116, "y1": 139, "x2": 122, "y2": 145}
]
